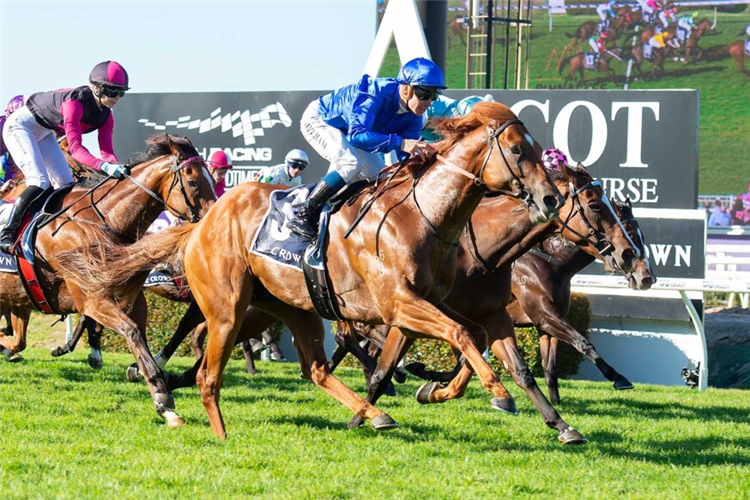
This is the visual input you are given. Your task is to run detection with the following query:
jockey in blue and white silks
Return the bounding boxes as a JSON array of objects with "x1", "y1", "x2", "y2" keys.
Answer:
[{"x1": 289, "y1": 57, "x2": 446, "y2": 240}]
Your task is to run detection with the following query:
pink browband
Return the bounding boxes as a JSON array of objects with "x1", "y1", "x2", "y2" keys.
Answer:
[{"x1": 171, "y1": 155, "x2": 204, "y2": 171}]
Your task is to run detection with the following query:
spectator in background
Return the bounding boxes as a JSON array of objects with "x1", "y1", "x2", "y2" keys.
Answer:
[
  {"x1": 207, "y1": 150, "x2": 233, "y2": 197},
  {"x1": 729, "y1": 196, "x2": 746, "y2": 225},
  {"x1": 708, "y1": 199, "x2": 731, "y2": 226}
]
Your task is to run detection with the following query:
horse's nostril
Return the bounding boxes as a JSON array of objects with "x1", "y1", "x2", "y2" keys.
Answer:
[
  {"x1": 642, "y1": 276, "x2": 654, "y2": 287},
  {"x1": 543, "y1": 195, "x2": 559, "y2": 211},
  {"x1": 622, "y1": 248, "x2": 636, "y2": 266}
]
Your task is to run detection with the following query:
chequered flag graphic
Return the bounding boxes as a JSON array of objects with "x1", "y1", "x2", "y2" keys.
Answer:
[{"x1": 138, "y1": 103, "x2": 293, "y2": 146}]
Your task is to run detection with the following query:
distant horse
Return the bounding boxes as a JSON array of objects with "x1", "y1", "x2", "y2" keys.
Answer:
[
  {"x1": 62, "y1": 102, "x2": 564, "y2": 440},
  {"x1": 559, "y1": 47, "x2": 624, "y2": 81},
  {"x1": 630, "y1": 42, "x2": 669, "y2": 78},
  {"x1": 0, "y1": 134, "x2": 216, "y2": 427},
  {"x1": 340, "y1": 162, "x2": 637, "y2": 443},
  {"x1": 565, "y1": 22, "x2": 621, "y2": 51},
  {"x1": 448, "y1": 14, "x2": 468, "y2": 48},
  {"x1": 728, "y1": 39, "x2": 750, "y2": 78}
]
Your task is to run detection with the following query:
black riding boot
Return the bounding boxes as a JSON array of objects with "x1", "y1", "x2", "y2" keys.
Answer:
[
  {"x1": 287, "y1": 180, "x2": 338, "y2": 240},
  {"x1": 0, "y1": 185, "x2": 45, "y2": 253}
]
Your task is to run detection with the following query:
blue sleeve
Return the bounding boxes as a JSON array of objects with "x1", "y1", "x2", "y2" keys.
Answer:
[{"x1": 347, "y1": 92, "x2": 403, "y2": 154}]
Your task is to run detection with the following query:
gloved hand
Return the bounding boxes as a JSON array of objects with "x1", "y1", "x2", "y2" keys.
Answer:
[{"x1": 100, "y1": 162, "x2": 126, "y2": 179}]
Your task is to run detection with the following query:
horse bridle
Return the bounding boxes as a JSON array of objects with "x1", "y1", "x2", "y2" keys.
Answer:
[
  {"x1": 124, "y1": 155, "x2": 205, "y2": 223},
  {"x1": 416, "y1": 119, "x2": 534, "y2": 245},
  {"x1": 552, "y1": 180, "x2": 620, "y2": 257},
  {"x1": 613, "y1": 213, "x2": 654, "y2": 282}
]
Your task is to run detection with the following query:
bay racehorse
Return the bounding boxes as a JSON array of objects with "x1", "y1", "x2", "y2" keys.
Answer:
[
  {"x1": 61, "y1": 102, "x2": 564, "y2": 439},
  {"x1": 0, "y1": 134, "x2": 216, "y2": 427},
  {"x1": 339, "y1": 161, "x2": 637, "y2": 443},
  {"x1": 343, "y1": 198, "x2": 654, "y2": 409}
]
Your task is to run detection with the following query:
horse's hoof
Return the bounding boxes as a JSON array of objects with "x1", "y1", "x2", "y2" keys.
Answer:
[
  {"x1": 416, "y1": 382, "x2": 443, "y2": 404},
  {"x1": 6, "y1": 352, "x2": 24, "y2": 363},
  {"x1": 558, "y1": 427, "x2": 588, "y2": 445},
  {"x1": 50, "y1": 346, "x2": 65, "y2": 357},
  {"x1": 165, "y1": 411, "x2": 186, "y2": 429},
  {"x1": 126, "y1": 364, "x2": 142, "y2": 383},
  {"x1": 393, "y1": 367, "x2": 408, "y2": 384},
  {"x1": 371, "y1": 414, "x2": 399, "y2": 431},
  {"x1": 87, "y1": 355, "x2": 103, "y2": 370},
  {"x1": 347, "y1": 415, "x2": 365, "y2": 430},
  {"x1": 491, "y1": 397, "x2": 519, "y2": 416},
  {"x1": 613, "y1": 378, "x2": 634, "y2": 391},
  {"x1": 384, "y1": 383, "x2": 397, "y2": 397}
]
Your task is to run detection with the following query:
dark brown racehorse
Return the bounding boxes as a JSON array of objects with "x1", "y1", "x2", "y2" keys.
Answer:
[
  {"x1": 0, "y1": 134, "x2": 216, "y2": 427},
  {"x1": 506, "y1": 198, "x2": 655, "y2": 405},
  {"x1": 340, "y1": 197, "x2": 653, "y2": 410},
  {"x1": 63, "y1": 102, "x2": 564, "y2": 439},
  {"x1": 340, "y1": 161, "x2": 637, "y2": 443},
  {"x1": 447, "y1": 14, "x2": 467, "y2": 49}
]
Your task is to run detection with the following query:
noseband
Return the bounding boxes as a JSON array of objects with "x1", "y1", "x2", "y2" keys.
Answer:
[
  {"x1": 554, "y1": 180, "x2": 617, "y2": 257},
  {"x1": 125, "y1": 155, "x2": 205, "y2": 223}
]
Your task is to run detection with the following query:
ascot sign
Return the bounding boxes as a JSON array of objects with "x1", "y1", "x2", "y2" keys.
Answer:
[{"x1": 448, "y1": 90, "x2": 699, "y2": 210}]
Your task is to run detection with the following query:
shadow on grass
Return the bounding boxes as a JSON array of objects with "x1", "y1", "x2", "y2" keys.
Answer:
[{"x1": 557, "y1": 394, "x2": 750, "y2": 425}]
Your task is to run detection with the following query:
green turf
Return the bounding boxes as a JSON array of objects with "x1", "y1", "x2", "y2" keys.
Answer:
[{"x1": 2, "y1": 348, "x2": 750, "y2": 499}]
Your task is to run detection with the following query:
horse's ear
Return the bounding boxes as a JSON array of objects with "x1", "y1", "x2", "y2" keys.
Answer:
[
  {"x1": 165, "y1": 134, "x2": 180, "y2": 157},
  {"x1": 625, "y1": 196, "x2": 632, "y2": 208},
  {"x1": 576, "y1": 161, "x2": 587, "y2": 171},
  {"x1": 559, "y1": 163, "x2": 572, "y2": 181}
]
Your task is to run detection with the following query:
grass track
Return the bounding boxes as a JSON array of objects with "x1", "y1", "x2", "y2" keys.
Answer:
[{"x1": 2, "y1": 348, "x2": 750, "y2": 498}]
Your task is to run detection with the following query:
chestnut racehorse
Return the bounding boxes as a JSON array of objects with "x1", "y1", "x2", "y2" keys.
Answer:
[
  {"x1": 0, "y1": 134, "x2": 216, "y2": 426},
  {"x1": 63, "y1": 102, "x2": 564, "y2": 439}
]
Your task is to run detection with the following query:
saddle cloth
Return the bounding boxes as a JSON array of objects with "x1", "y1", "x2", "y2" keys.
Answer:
[
  {"x1": 745, "y1": 40, "x2": 750, "y2": 57},
  {"x1": 0, "y1": 202, "x2": 17, "y2": 272},
  {"x1": 250, "y1": 184, "x2": 316, "y2": 271},
  {"x1": 584, "y1": 53, "x2": 598, "y2": 69}
]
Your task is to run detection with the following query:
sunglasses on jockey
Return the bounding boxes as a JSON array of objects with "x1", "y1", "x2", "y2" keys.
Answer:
[
  {"x1": 287, "y1": 160, "x2": 307, "y2": 170},
  {"x1": 412, "y1": 86, "x2": 442, "y2": 102},
  {"x1": 98, "y1": 85, "x2": 126, "y2": 98}
]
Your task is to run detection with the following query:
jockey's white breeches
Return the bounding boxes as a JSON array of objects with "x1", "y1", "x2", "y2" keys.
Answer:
[
  {"x1": 299, "y1": 100, "x2": 385, "y2": 184},
  {"x1": 2, "y1": 106, "x2": 73, "y2": 190}
]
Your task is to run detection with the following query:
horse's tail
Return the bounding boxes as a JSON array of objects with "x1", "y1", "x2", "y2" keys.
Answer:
[
  {"x1": 565, "y1": 31, "x2": 576, "y2": 39},
  {"x1": 56, "y1": 223, "x2": 197, "y2": 308}
]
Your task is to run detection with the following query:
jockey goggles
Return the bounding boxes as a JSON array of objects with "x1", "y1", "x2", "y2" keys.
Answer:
[
  {"x1": 412, "y1": 86, "x2": 442, "y2": 102},
  {"x1": 287, "y1": 160, "x2": 307, "y2": 170},
  {"x1": 99, "y1": 85, "x2": 126, "y2": 98}
]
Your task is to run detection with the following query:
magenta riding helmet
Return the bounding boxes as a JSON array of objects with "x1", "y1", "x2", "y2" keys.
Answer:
[
  {"x1": 89, "y1": 61, "x2": 130, "y2": 89},
  {"x1": 5, "y1": 95, "x2": 24, "y2": 116}
]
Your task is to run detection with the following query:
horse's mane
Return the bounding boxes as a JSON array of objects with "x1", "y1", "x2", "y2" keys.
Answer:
[
  {"x1": 127, "y1": 134, "x2": 199, "y2": 166},
  {"x1": 431, "y1": 101, "x2": 519, "y2": 149}
]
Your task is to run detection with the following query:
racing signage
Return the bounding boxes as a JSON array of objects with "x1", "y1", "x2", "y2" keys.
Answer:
[{"x1": 113, "y1": 89, "x2": 698, "y2": 209}]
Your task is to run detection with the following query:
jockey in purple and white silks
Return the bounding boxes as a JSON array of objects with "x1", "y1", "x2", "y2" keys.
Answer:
[
  {"x1": 0, "y1": 61, "x2": 130, "y2": 252},
  {"x1": 288, "y1": 57, "x2": 446, "y2": 240}
]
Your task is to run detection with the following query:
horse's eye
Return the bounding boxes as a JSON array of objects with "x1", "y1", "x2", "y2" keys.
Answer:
[
  {"x1": 588, "y1": 200, "x2": 601, "y2": 212},
  {"x1": 187, "y1": 179, "x2": 198, "y2": 189},
  {"x1": 510, "y1": 145, "x2": 522, "y2": 155}
]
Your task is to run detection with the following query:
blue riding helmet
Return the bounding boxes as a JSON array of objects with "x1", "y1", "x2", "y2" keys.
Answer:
[{"x1": 396, "y1": 58, "x2": 447, "y2": 89}]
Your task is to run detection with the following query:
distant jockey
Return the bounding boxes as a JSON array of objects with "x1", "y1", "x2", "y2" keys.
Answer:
[{"x1": 255, "y1": 148, "x2": 309, "y2": 187}]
